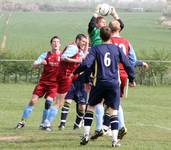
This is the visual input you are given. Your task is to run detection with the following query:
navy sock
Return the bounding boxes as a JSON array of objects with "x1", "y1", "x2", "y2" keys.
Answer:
[
  {"x1": 84, "y1": 110, "x2": 93, "y2": 127},
  {"x1": 74, "y1": 109, "x2": 84, "y2": 127},
  {"x1": 103, "y1": 112, "x2": 110, "y2": 129},
  {"x1": 60, "y1": 101, "x2": 70, "y2": 126},
  {"x1": 110, "y1": 115, "x2": 119, "y2": 131}
]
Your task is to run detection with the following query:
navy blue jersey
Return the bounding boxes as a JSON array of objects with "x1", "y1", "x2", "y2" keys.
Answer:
[{"x1": 74, "y1": 44, "x2": 134, "y2": 84}]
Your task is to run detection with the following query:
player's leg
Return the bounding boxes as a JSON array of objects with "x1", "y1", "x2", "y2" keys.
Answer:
[
  {"x1": 80, "y1": 84, "x2": 102, "y2": 145},
  {"x1": 46, "y1": 93, "x2": 66, "y2": 126},
  {"x1": 58, "y1": 81, "x2": 76, "y2": 129},
  {"x1": 118, "y1": 105, "x2": 127, "y2": 140},
  {"x1": 104, "y1": 81, "x2": 121, "y2": 147},
  {"x1": 103, "y1": 105, "x2": 111, "y2": 135},
  {"x1": 40, "y1": 97, "x2": 53, "y2": 130},
  {"x1": 80, "y1": 105, "x2": 95, "y2": 145},
  {"x1": 16, "y1": 94, "x2": 39, "y2": 129},
  {"x1": 73, "y1": 83, "x2": 86, "y2": 129},
  {"x1": 39, "y1": 83, "x2": 57, "y2": 130},
  {"x1": 73, "y1": 103, "x2": 86, "y2": 129},
  {"x1": 90, "y1": 103, "x2": 104, "y2": 139},
  {"x1": 108, "y1": 107, "x2": 120, "y2": 147},
  {"x1": 118, "y1": 74, "x2": 128, "y2": 139},
  {"x1": 58, "y1": 99, "x2": 72, "y2": 129},
  {"x1": 47, "y1": 76, "x2": 72, "y2": 126}
]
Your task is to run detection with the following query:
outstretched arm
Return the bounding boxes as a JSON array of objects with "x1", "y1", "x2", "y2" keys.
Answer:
[{"x1": 32, "y1": 52, "x2": 47, "y2": 69}]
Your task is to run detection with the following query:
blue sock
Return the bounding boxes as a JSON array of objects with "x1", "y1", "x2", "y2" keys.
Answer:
[
  {"x1": 22, "y1": 105, "x2": 33, "y2": 120},
  {"x1": 47, "y1": 107, "x2": 58, "y2": 123},
  {"x1": 95, "y1": 104, "x2": 104, "y2": 131},
  {"x1": 41, "y1": 99, "x2": 52, "y2": 123},
  {"x1": 42, "y1": 109, "x2": 49, "y2": 123},
  {"x1": 118, "y1": 105, "x2": 125, "y2": 129}
]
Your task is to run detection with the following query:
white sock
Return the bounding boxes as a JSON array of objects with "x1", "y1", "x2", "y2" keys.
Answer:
[
  {"x1": 111, "y1": 129, "x2": 118, "y2": 142},
  {"x1": 84, "y1": 126, "x2": 91, "y2": 136}
]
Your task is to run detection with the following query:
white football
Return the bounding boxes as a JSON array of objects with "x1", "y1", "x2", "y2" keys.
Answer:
[{"x1": 99, "y1": 3, "x2": 110, "y2": 16}]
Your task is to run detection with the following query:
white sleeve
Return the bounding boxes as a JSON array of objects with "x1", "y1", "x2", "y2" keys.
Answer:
[
  {"x1": 33, "y1": 52, "x2": 48, "y2": 65},
  {"x1": 61, "y1": 45, "x2": 78, "y2": 60}
]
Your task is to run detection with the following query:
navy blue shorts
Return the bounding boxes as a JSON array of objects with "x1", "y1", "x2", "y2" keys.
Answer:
[
  {"x1": 88, "y1": 79, "x2": 120, "y2": 110},
  {"x1": 65, "y1": 80, "x2": 87, "y2": 104}
]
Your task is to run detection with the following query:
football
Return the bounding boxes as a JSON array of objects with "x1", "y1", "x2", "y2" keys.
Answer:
[{"x1": 99, "y1": 3, "x2": 111, "y2": 16}]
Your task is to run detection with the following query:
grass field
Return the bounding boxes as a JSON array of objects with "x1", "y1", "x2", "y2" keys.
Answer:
[
  {"x1": 0, "y1": 84, "x2": 171, "y2": 150},
  {"x1": 0, "y1": 11, "x2": 171, "y2": 58}
]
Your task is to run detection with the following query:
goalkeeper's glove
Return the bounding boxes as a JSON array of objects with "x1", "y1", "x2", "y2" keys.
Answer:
[
  {"x1": 93, "y1": 4, "x2": 101, "y2": 17},
  {"x1": 110, "y1": 7, "x2": 119, "y2": 20}
]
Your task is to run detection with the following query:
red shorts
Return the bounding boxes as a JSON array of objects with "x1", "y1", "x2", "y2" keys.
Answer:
[
  {"x1": 33, "y1": 81, "x2": 57, "y2": 99},
  {"x1": 56, "y1": 76, "x2": 72, "y2": 94},
  {"x1": 120, "y1": 74, "x2": 127, "y2": 97}
]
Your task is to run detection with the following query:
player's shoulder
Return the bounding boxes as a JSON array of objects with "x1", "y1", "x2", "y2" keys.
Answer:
[
  {"x1": 94, "y1": 44, "x2": 119, "y2": 51},
  {"x1": 63, "y1": 44, "x2": 78, "y2": 54},
  {"x1": 67, "y1": 44, "x2": 77, "y2": 50},
  {"x1": 39, "y1": 51, "x2": 48, "y2": 57},
  {"x1": 111, "y1": 36, "x2": 129, "y2": 43},
  {"x1": 118, "y1": 37, "x2": 130, "y2": 44}
]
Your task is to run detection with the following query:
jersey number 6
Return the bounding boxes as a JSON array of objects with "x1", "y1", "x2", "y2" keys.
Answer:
[{"x1": 104, "y1": 52, "x2": 111, "y2": 67}]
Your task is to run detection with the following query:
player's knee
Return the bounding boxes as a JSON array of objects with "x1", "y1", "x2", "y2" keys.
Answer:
[
  {"x1": 29, "y1": 99, "x2": 37, "y2": 106},
  {"x1": 87, "y1": 105, "x2": 95, "y2": 112},
  {"x1": 107, "y1": 107, "x2": 118, "y2": 116},
  {"x1": 63, "y1": 101, "x2": 71, "y2": 108},
  {"x1": 45, "y1": 99, "x2": 52, "y2": 109},
  {"x1": 65, "y1": 99, "x2": 72, "y2": 105},
  {"x1": 79, "y1": 104, "x2": 86, "y2": 112}
]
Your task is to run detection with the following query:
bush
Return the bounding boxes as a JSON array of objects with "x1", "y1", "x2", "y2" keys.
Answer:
[{"x1": 135, "y1": 49, "x2": 171, "y2": 85}]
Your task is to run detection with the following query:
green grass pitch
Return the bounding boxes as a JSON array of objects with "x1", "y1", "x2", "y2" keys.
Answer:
[{"x1": 0, "y1": 84, "x2": 171, "y2": 150}]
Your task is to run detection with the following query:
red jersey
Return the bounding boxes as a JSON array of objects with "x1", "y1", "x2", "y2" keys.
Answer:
[
  {"x1": 110, "y1": 36, "x2": 130, "y2": 75},
  {"x1": 57, "y1": 44, "x2": 80, "y2": 77},
  {"x1": 39, "y1": 51, "x2": 60, "y2": 82}
]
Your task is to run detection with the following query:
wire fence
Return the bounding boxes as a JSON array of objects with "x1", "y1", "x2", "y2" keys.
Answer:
[{"x1": 0, "y1": 59, "x2": 171, "y2": 85}]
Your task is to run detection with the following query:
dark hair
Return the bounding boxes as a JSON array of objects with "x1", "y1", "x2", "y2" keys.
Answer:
[
  {"x1": 96, "y1": 16, "x2": 104, "y2": 24},
  {"x1": 50, "y1": 36, "x2": 60, "y2": 44},
  {"x1": 75, "y1": 33, "x2": 87, "y2": 41},
  {"x1": 109, "y1": 19, "x2": 124, "y2": 33},
  {"x1": 100, "y1": 26, "x2": 111, "y2": 42}
]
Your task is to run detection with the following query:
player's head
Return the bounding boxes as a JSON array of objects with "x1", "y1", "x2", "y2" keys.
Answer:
[
  {"x1": 96, "y1": 16, "x2": 106, "y2": 29},
  {"x1": 50, "y1": 36, "x2": 61, "y2": 51},
  {"x1": 75, "y1": 34, "x2": 88, "y2": 50},
  {"x1": 109, "y1": 20, "x2": 121, "y2": 33},
  {"x1": 100, "y1": 26, "x2": 111, "y2": 42}
]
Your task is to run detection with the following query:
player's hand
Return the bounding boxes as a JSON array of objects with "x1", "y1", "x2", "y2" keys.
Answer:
[
  {"x1": 142, "y1": 62, "x2": 149, "y2": 70},
  {"x1": 32, "y1": 64, "x2": 39, "y2": 69},
  {"x1": 77, "y1": 57, "x2": 83, "y2": 63},
  {"x1": 41, "y1": 60, "x2": 47, "y2": 65},
  {"x1": 129, "y1": 81, "x2": 136, "y2": 87},
  {"x1": 82, "y1": 37, "x2": 89, "y2": 56},
  {"x1": 94, "y1": 4, "x2": 101, "y2": 17},
  {"x1": 95, "y1": 4, "x2": 101, "y2": 14},
  {"x1": 110, "y1": 6, "x2": 119, "y2": 20}
]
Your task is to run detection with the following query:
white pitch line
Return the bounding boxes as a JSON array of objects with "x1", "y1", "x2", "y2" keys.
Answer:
[
  {"x1": 6, "y1": 19, "x2": 9, "y2": 25},
  {"x1": 136, "y1": 122, "x2": 171, "y2": 131},
  {"x1": 154, "y1": 125, "x2": 171, "y2": 131},
  {"x1": 0, "y1": 35, "x2": 7, "y2": 49}
]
